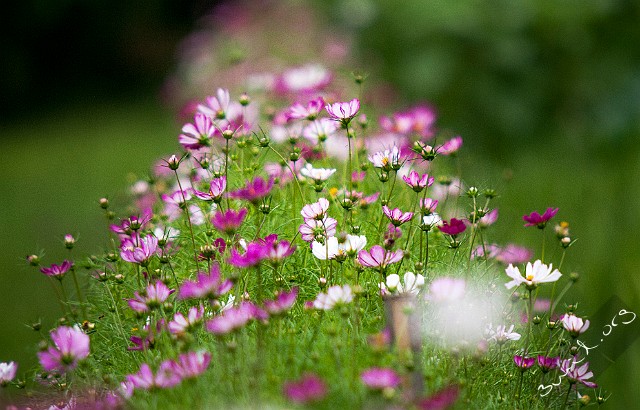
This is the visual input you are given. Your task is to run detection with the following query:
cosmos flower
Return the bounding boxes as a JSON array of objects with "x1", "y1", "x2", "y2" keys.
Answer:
[
  {"x1": 178, "y1": 264, "x2": 233, "y2": 300},
  {"x1": 537, "y1": 356, "x2": 560, "y2": 373},
  {"x1": 360, "y1": 367, "x2": 401, "y2": 390},
  {"x1": 128, "y1": 281, "x2": 174, "y2": 313},
  {"x1": 228, "y1": 241, "x2": 269, "y2": 268},
  {"x1": 126, "y1": 362, "x2": 181, "y2": 390},
  {"x1": 313, "y1": 285, "x2": 354, "y2": 310},
  {"x1": 40, "y1": 260, "x2": 73, "y2": 279},
  {"x1": 380, "y1": 272, "x2": 425, "y2": 296},
  {"x1": 287, "y1": 97, "x2": 325, "y2": 120},
  {"x1": 523, "y1": 207, "x2": 559, "y2": 228},
  {"x1": 262, "y1": 235, "x2": 296, "y2": 266},
  {"x1": 0, "y1": 362, "x2": 17, "y2": 386},
  {"x1": 197, "y1": 88, "x2": 231, "y2": 119},
  {"x1": 178, "y1": 113, "x2": 215, "y2": 150},
  {"x1": 193, "y1": 176, "x2": 227, "y2": 202},
  {"x1": 303, "y1": 118, "x2": 338, "y2": 144},
  {"x1": 120, "y1": 235, "x2": 158, "y2": 266},
  {"x1": 264, "y1": 287, "x2": 298, "y2": 315},
  {"x1": 357, "y1": 245, "x2": 403, "y2": 271},
  {"x1": 300, "y1": 198, "x2": 330, "y2": 220},
  {"x1": 325, "y1": 98, "x2": 360, "y2": 125},
  {"x1": 276, "y1": 64, "x2": 332, "y2": 94},
  {"x1": 560, "y1": 359, "x2": 597, "y2": 388},
  {"x1": 283, "y1": 373, "x2": 327, "y2": 404},
  {"x1": 427, "y1": 277, "x2": 466, "y2": 303},
  {"x1": 230, "y1": 177, "x2": 274, "y2": 203},
  {"x1": 402, "y1": 171, "x2": 434, "y2": 193},
  {"x1": 513, "y1": 355, "x2": 536, "y2": 371},
  {"x1": 416, "y1": 385, "x2": 460, "y2": 410},
  {"x1": 171, "y1": 351, "x2": 211, "y2": 380},
  {"x1": 382, "y1": 205, "x2": 414, "y2": 226},
  {"x1": 438, "y1": 136, "x2": 463, "y2": 156},
  {"x1": 486, "y1": 324, "x2": 521, "y2": 345},
  {"x1": 299, "y1": 163, "x2": 336, "y2": 183},
  {"x1": 560, "y1": 314, "x2": 590, "y2": 337},
  {"x1": 368, "y1": 146, "x2": 401, "y2": 172},
  {"x1": 299, "y1": 216, "x2": 337, "y2": 242},
  {"x1": 419, "y1": 198, "x2": 438, "y2": 215},
  {"x1": 168, "y1": 306, "x2": 205, "y2": 335},
  {"x1": 211, "y1": 208, "x2": 248, "y2": 236},
  {"x1": 38, "y1": 326, "x2": 90, "y2": 373},
  {"x1": 438, "y1": 218, "x2": 467, "y2": 236},
  {"x1": 504, "y1": 260, "x2": 562, "y2": 290},
  {"x1": 205, "y1": 301, "x2": 267, "y2": 335}
]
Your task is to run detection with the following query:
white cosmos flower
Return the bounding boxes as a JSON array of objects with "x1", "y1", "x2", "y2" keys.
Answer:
[
  {"x1": 299, "y1": 163, "x2": 337, "y2": 183},
  {"x1": 311, "y1": 235, "x2": 367, "y2": 260},
  {"x1": 487, "y1": 324, "x2": 521, "y2": 345},
  {"x1": 380, "y1": 272, "x2": 425, "y2": 295},
  {"x1": 504, "y1": 260, "x2": 562, "y2": 290}
]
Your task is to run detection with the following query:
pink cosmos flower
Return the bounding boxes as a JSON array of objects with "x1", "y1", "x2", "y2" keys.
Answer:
[
  {"x1": 300, "y1": 198, "x2": 330, "y2": 220},
  {"x1": 283, "y1": 373, "x2": 327, "y2": 404},
  {"x1": 487, "y1": 324, "x2": 521, "y2": 345},
  {"x1": 477, "y1": 209, "x2": 499, "y2": 228},
  {"x1": 38, "y1": 326, "x2": 90, "y2": 373},
  {"x1": 360, "y1": 367, "x2": 401, "y2": 390},
  {"x1": 419, "y1": 198, "x2": 438, "y2": 215},
  {"x1": 402, "y1": 171, "x2": 434, "y2": 193},
  {"x1": 382, "y1": 205, "x2": 414, "y2": 226},
  {"x1": 120, "y1": 234, "x2": 158, "y2": 266},
  {"x1": 126, "y1": 362, "x2": 181, "y2": 390},
  {"x1": 523, "y1": 207, "x2": 559, "y2": 228},
  {"x1": 211, "y1": 208, "x2": 247, "y2": 236},
  {"x1": 193, "y1": 176, "x2": 227, "y2": 202},
  {"x1": 325, "y1": 98, "x2": 360, "y2": 125},
  {"x1": 287, "y1": 97, "x2": 325, "y2": 120},
  {"x1": 178, "y1": 264, "x2": 233, "y2": 300},
  {"x1": 312, "y1": 285, "x2": 353, "y2": 310},
  {"x1": 262, "y1": 236, "x2": 296, "y2": 266},
  {"x1": 380, "y1": 105, "x2": 437, "y2": 138},
  {"x1": 0, "y1": 362, "x2": 17, "y2": 386},
  {"x1": 416, "y1": 385, "x2": 460, "y2": 410},
  {"x1": 495, "y1": 244, "x2": 533, "y2": 265},
  {"x1": 299, "y1": 216, "x2": 337, "y2": 242},
  {"x1": 438, "y1": 218, "x2": 467, "y2": 236},
  {"x1": 128, "y1": 281, "x2": 174, "y2": 313},
  {"x1": 168, "y1": 306, "x2": 205, "y2": 335},
  {"x1": 264, "y1": 287, "x2": 298, "y2": 315},
  {"x1": 504, "y1": 260, "x2": 562, "y2": 290},
  {"x1": 40, "y1": 260, "x2": 73, "y2": 279},
  {"x1": 172, "y1": 351, "x2": 211, "y2": 380},
  {"x1": 537, "y1": 356, "x2": 560, "y2": 373},
  {"x1": 110, "y1": 212, "x2": 152, "y2": 237},
  {"x1": 228, "y1": 241, "x2": 269, "y2": 268},
  {"x1": 205, "y1": 301, "x2": 267, "y2": 335},
  {"x1": 197, "y1": 88, "x2": 231, "y2": 119},
  {"x1": 230, "y1": 177, "x2": 274, "y2": 203},
  {"x1": 560, "y1": 359, "x2": 597, "y2": 388},
  {"x1": 357, "y1": 245, "x2": 403, "y2": 271},
  {"x1": 179, "y1": 113, "x2": 215, "y2": 150},
  {"x1": 438, "y1": 136, "x2": 463, "y2": 156},
  {"x1": 513, "y1": 355, "x2": 536, "y2": 371},
  {"x1": 560, "y1": 314, "x2": 590, "y2": 337}
]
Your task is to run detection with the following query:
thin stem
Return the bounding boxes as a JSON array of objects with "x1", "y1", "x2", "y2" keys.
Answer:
[{"x1": 174, "y1": 170, "x2": 201, "y2": 273}]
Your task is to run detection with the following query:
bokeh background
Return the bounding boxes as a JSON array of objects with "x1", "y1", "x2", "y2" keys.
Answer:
[{"x1": 1, "y1": 0, "x2": 638, "y2": 406}]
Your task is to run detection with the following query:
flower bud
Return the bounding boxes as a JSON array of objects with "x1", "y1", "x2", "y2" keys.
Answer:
[
  {"x1": 222, "y1": 129, "x2": 234, "y2": 140},
  {"x1": 569, "y1": 272, "x2": 579, "y2": 282},
  {"x1": 239, "y1": 92, "x2": 250, "y2": 106},
  {"x1": 466, "y1": 187, "x2": 479, "y2": 198},
  {"x1": 26, "y1": 254, "x2": 40, "y2": 266},
  {"x1": 167, "y1": 155, "x2": 180, "y2": 171},
  {"x1": 99, "y1": 198, "x2": 109, "y2": 209}
]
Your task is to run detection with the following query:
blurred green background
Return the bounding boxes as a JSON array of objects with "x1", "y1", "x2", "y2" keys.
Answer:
[{"x1": 1, "y1": 0, "x2": 638, "y2": 407}]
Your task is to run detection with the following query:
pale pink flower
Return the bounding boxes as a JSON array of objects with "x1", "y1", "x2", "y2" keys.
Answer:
[
  {"x1": 487, "y1": 324, "x2": 521, "y2": 345},
  {"x1": 120, "y1": 235, "x2": 158, "y2": 266},
  {"x1": 357, "y1": 245, "x2": 403, "y2": 270},
  {"x1": 427, "y1": 277, "x2": 466, "y2": 303},
  {"x1": 287, "y1": 97, "x2": 325, "y2": 120},
  {"x1": 560, "y1": 314, "x2": 590, "y2": 337},
  {"x1": 438, "y1": 136, "x2": 463, "y2": 155},
  {"x1": 368, "y1": 146, "x2": 401, "y2": 171},
  {"x1": 560, "y1": 359, "x2": 597, "y2": 388},
  {"x1": 197, "y1": 88, "x2": 231, "y2": 119},
  {"x1": 172, "y1": 351, "x2": 211, "y2": 380},
  {"x1": 382, "y1": 205, "x2": 414, "y2": 226},
  {"x1": 193, "y1": 176, "x2": 226, "y2": 202},
  {"x1": 0, "y1": 362, "x2": 17, "y2": 385},
  {"x1": 300, "y1": 198, "x2": 330, "y2": 220},
  {"x1": 303, "y1": 118, "x2": 338, "y2": 144},
  {"x1": 168, "y1": 306, "x2": 205, "y2": 335},
  {"x1": 402, "y1": 171, "x2": 434, "y2": 192},
  {"x1": 277, "y1": 64, "x2": 332, "y2": 93},
  {"x1": 313, "y1": 285, "x2": 353, "y2": 310},
  {"x1": 325, "y1": 98, "x2": 360, "y2": 125},
  {"x1": 360, "y1": 367, "x2": 401, "y2": 390},
  {"x1": 299, "y1": 216, "x2": 337, "y2": 242},
  {"x1": 179, "y1": 113, "x2": 215, "y2": 150},
  {"x1": 128, "y1": 281, "x2": 174, "y2": 313}
]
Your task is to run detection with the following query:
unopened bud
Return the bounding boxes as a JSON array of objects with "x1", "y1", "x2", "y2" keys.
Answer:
[
  {"x1": 26, "y1": 254, "x2": 40, "y2": 266},
  {"x1": 222, "y1": 129, "x2": 234, "y2": 140},
  {"x1": 167, "y1": 155, "x2": 180, "y2": 170},
  {"x1": 99, "y1": 198, "x2": 109, "y2": 209},
  {"x1": 239, "y1": 93, "x2": 250, "y2": 106}
]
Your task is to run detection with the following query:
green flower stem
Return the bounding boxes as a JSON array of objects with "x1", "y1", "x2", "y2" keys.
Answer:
[
  {"x1": 173, "y1": 169, "x2": 201, "y2": 273},
  {"x1": 69, "y1": 265, "x2": 87, "y2": 319}
]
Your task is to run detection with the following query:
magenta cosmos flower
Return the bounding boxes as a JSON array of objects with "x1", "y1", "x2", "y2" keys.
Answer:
[
  {"x1": 178, "y1": 113, "x2": 215, "y2": 150},
  {"x1": 357, "y1": 245, "x2": 403, "y2": 271},
  {"x1": 228, "y1": 241, "x2": 269, "y2": 268},
  {"x1": 230, "y1": 177, "x2": 274, "y2": 203},
  {"x1": 283, "y1": 373, "x2": 327, "y2": 404},
  {"x1": 211, "y1": 208, "x2": 247, "y2": 236},
  {"x1": 382, "y1": 205, "x2": 414, "y2": 227},
  {"x1": 513, "y1": 355, "x2": 536, "y2": 371},
  {"x1": 438, "y1": 218, "x2": 467, "y2": 236},
  {"x1": 560, "y1": 359, "x2": 597, "y2": 388},
  {"x1": 523, "y1": 207, "x2": 559, "y2": 228},
  {"x1": 40, "y1": 260, "x2": 73, "y2": 279},
  {"x1": 360, "y1": 367, "x2": 401, "y2": 390},
  {"x1": 194, "y1": 176, "x2": 226, "y2": 202},
  {"x1": 120, "y1": 234, "x2": 158, "y2": 266},
  {"x1": 262, "y1": 235, "x2": 296, "y2": 266},
  {"x1": 325, "y1": 98, "x2": 360, "y2": 125},
  {"x1": 38, "y1": 326, "x2": 90, "y2": 373},
  {"x1": 128, "y1": 281, "x2": 174, "y2": 313},
  {"x1": 178, "y1": 263, "x2": 233, "y2": 300},
  {"x1": 416, "y1": 385, "x2": 460, "y2": 410},
  {"x1": 402, "y1": 171, "x2": 434, "y2": 193},
  {"x1": 264, "y1": 287, "x2": 298, "y2": 315},
  {"x1": 537, "y1": 356, "x2": 560, "y2": 373}
]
